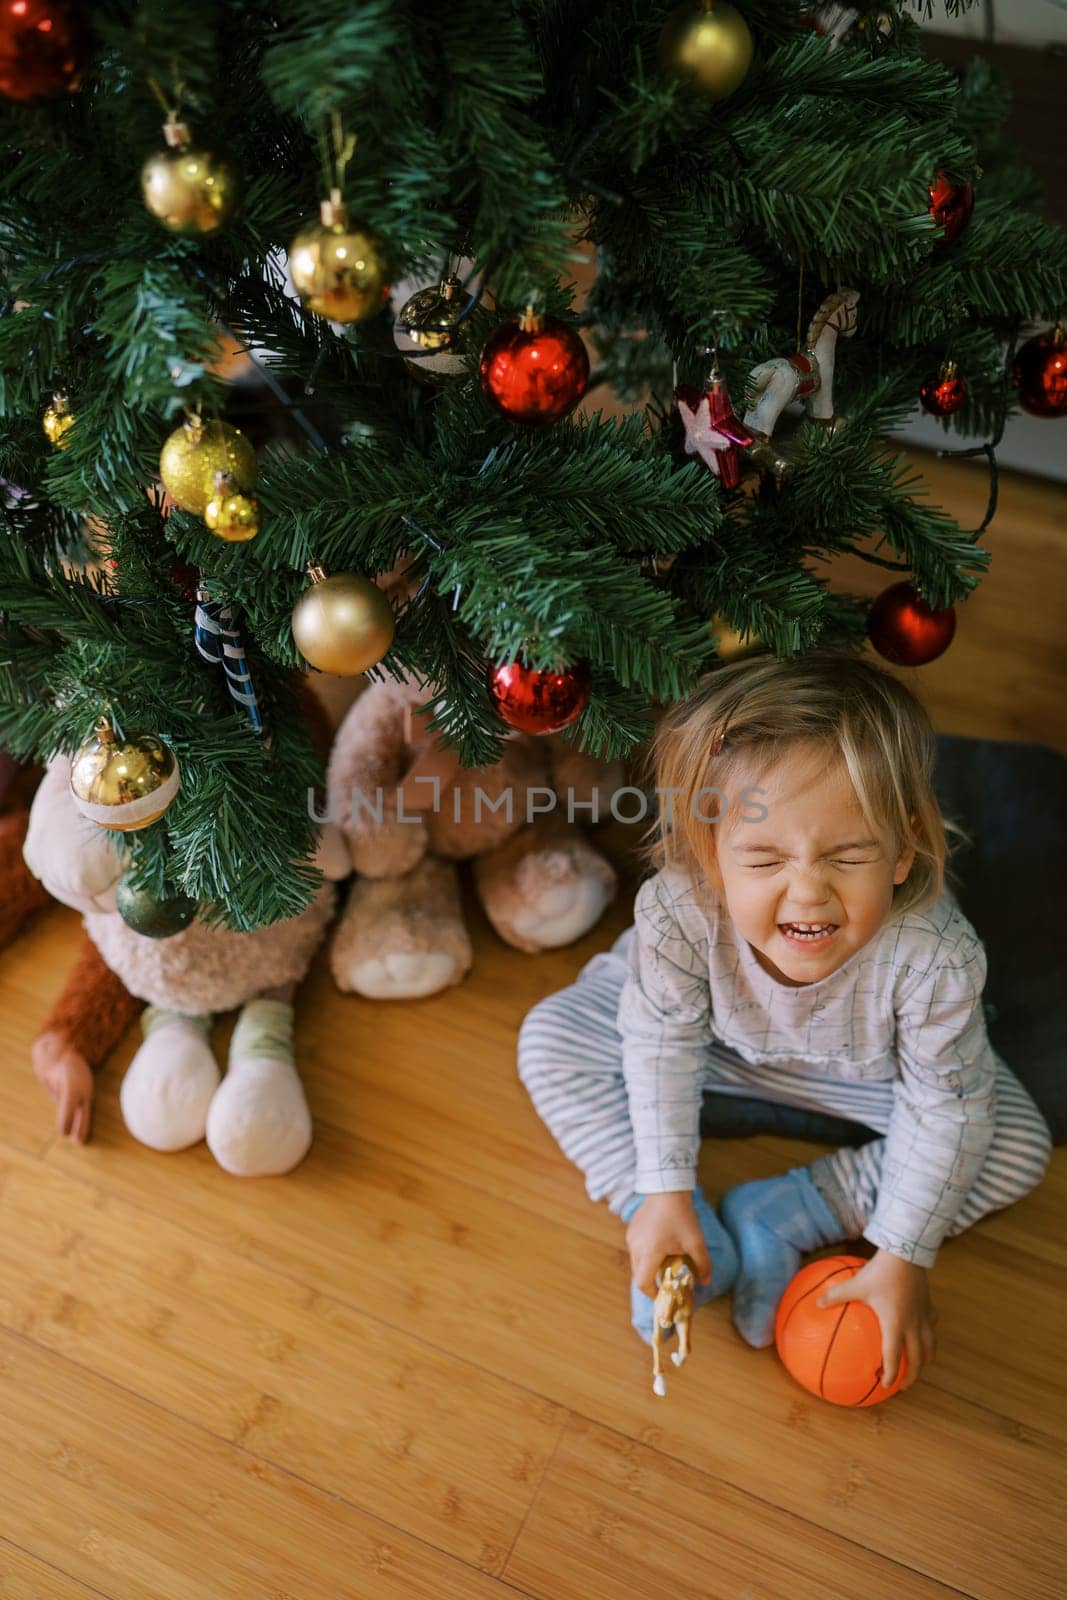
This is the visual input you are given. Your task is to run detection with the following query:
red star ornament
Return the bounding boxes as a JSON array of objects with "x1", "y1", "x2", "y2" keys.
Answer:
[{"x1": 675, "y1": 376, "x2": 753, "y2": 489}]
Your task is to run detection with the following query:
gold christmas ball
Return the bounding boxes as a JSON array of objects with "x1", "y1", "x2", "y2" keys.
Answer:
[
  {"x1": 659, "y1": 0, "x2": 753, "y2": 101},
  {"x1": 291, "y1": 568, "x2": 395, "y2": 676},
  {"x1": 289, "y1": 194, "x2": 391, "y2": 325},
  {"x1": 70, "y1": 719, "x2": 181, "y2": 832},
  {"x1": 159, "y1": 417, "x2": 257, "y2": 517},
  {"x1": 205, "y1": 475, "x2": 260, "y2": 542},
  {"x1": 42, "y1": 395, "x2": 75, "y2": 449},
  {"x1": 709, "y1": 613, "x2": 762, "y2": 662},
  {"x1": 396, "y1": 276, "x2": 478, "y2": 385},
  {"x1": 141, "y1": 119, "x2": 241, "y2": 235}
]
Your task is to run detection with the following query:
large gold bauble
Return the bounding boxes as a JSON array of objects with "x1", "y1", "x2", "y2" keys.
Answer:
[
  {"x1": 396, "y1": 276, "x2": 478, "y2": 385},
  {"x1": 70, "y1": 719, "x2": 181, "y2": 832},
  {"x1": 43, "y1": 396, "x2": 75, "y2": 449},
  {"x1": 291, "y1": 569, "x2": 395, "y2": 676},
  {"x1": 159, "y1": 417, "x2": 257, "y2": 517},
  {"x1": 205, "y1": 475, "x2": 260, "y2": 542},
  {"x1": 659, "y1": 0, "x2": 753, "y2": 100},
  {"x1": 289, "y1": 195, "x2": 391, "y2": 325},
  {"x1": 141, "y1": 121, "x2": 241, "y2": 235}
]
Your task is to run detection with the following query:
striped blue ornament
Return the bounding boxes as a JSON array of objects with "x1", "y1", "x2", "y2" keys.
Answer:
[{"x1": 194, "y1": 583, "x2": 264, "y2": 737}]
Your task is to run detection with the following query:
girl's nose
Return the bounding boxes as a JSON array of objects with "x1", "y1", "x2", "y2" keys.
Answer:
[{"x1": 785, "y1": 866, "x2": 834, "y2": 907}]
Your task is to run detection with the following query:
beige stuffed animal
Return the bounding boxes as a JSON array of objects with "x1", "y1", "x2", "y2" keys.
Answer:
[
  {"x1": 326, "y1": 671, "x2": 627, "y2": 999},
  {"x1": 24, "y1": 754, "x2": 350, "y2": 1175}
]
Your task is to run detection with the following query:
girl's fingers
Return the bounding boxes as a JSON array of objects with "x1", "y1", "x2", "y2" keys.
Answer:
[
  {"x1": 901, "y1": 1327, "x2": 922, "y2": 1390},
  {"x1": 881, "y1": 1328, "x2": 903, "y2": 1388},
  {"x1": 635, "y1": 1258, "x2": 658, "y2": 1297},
  {"x1": 688, "y1": 1236, "x2": 711, "y2": 1284}
]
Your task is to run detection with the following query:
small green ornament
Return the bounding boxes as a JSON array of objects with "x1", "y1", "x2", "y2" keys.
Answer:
[{"x1": 115, "y1": 875, "x2": 198, "y2": 939}]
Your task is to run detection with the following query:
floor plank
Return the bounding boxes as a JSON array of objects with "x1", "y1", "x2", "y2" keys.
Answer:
[
  {"x1": 506, "y1": 1413, "x2": 966, "y2": 1600},
  {"x1": 0, "y1": 1540, "x2": 110, "y2": 1600},
  {"x1": 0, "y1": 1328, "x2": 537, "y2": 1600},
  {"x1": 0, "y1": 1145, "x2": 565, "y2": 1577}
]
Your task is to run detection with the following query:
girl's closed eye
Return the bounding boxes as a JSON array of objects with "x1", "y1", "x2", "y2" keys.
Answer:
[{"x1": 744, "y1": 857, "x2": 876, "y2": 870}]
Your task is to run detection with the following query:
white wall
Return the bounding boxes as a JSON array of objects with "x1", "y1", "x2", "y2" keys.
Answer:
[
  {"x1": 895, "y1": 5, "x2": 1067, "y2": 475},
  {"x1": 923, "y1": 0, "x2": 1067, "y2": 47}
]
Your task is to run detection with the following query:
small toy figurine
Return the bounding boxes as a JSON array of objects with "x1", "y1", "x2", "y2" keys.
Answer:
[
  {"x1": 741, "y1": 287, "x2": 860, "y2": 483},
  {"x1": 651, "y1": 1254, "x2": 696, "y2": 1397}
]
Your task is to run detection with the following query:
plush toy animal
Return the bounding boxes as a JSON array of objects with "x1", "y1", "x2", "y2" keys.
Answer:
[
  {"x1": 326, "y1": 671, "x2": 627, "y2": 999},
  {"x1": 22, "y1": 740, "x2": 350, "y2": 1177}
]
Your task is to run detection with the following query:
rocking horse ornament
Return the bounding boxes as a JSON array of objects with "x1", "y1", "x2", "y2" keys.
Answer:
[
  {"x1": 650, "y1": 1254, "x2": 697, "y2": 1397},
  {"x1": 742, "y1": 287, "x2": 861, "y2": 484}
]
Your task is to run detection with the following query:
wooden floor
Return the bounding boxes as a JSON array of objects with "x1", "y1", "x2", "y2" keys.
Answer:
[{"x1": 2, "y1": 451, "x2": 1065, "y2": 1600}]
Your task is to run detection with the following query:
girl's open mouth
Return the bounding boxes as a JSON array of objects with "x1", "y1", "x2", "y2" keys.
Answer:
[{"x1": 778, "y1": 922, "x2": 839, "y2": 947}]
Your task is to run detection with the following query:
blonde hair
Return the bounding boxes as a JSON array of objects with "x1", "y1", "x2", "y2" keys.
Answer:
[{"x1": 644, "y1": 651, "x2": 963, "y2": 920}]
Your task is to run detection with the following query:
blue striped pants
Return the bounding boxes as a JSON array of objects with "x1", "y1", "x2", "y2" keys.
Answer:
[{"x1": 518, "y1": 931, "x2": 1052, "y2": 1242}]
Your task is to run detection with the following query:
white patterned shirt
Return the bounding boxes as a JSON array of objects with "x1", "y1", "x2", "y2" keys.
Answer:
[{"x1": 617, "y1": 865, "x2": 998, "y2": 1267}]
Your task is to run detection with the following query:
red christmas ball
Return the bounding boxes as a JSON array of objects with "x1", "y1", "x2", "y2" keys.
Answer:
[
  {"x1": 919, "y1": 362, "x2": 967, "y2": 417},
  {"x1": 479, "y1": 308, "x2": 590, "y2": 426},
  {"x1": 868, "y1": 582, "x2": 956, "y2": 667},
  {"x1": 0, "y1": 0, "x2": 88, "y2": 101},
  {"x1": 487, "y1": 658, "x2": 591, "y2": 735},
  {"x1": 1013, "y1": 324, "x2": 1067, "y2": 419},
  {"x1": 928, "y1": 171, "x2": 974, "y2": 246}
]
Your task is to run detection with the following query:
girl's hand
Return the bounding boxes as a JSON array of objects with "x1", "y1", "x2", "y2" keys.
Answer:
[
  {"x1": 818, "y1": 1248, "x2": 937, "y2": 1390},
  {"x1": 626, "y1": 1191, "x2": 711, "y2": 1298}
]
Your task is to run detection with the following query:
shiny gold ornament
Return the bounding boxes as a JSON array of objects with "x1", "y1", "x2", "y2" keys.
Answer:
[
  {"x1": 42, "y1": 391, "x2": 75, "y2": 449},
  {"x1": 288, "y1": 191, "x2": 391, "y2": 325},
  {"x1": 159, "y1": 415, "x2": 257, "y2": 517},
  {"x1": 396, "y1": 276, "x2": 477, "y2": 384},
  {"x1": 70, "y1": 718, "x2": 181, "y2": 832},
  {"x1": 204, "y1": 472, "x2": 260, "y2": 542},
  {"x1": 659, "y1": 0, "x2": 753, "y2": 101},
  {"x1": 141, "y1": 115, "x2": 241, "y2": 235},
  {"x1": 709, "y1": 612, "x2": 762, "y2": 662},
  {"x1": 291, "y1": 565, "x2": 395, "y2": 676}
]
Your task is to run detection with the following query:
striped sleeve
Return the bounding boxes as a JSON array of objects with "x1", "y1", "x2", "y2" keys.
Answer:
[
  {"x1": 617, "y1": 872, "x2": 712, "y2": 1194},
  {"x1": 863, "y1": 928, "x2": 997, "y2": 1268}
]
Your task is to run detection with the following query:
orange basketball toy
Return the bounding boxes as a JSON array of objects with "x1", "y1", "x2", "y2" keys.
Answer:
[{"x1": 774, "y1": 1255, "x2": 908, "y2": 1406}]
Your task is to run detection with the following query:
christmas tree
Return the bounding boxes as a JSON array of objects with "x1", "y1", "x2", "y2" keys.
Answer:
[{"x1": 1, "y1": 0, "x2": 1064, "y2": 930}]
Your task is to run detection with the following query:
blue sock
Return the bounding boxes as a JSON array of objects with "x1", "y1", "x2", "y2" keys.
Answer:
[
  {"x1": 623, "y1": 1187, "x2": 740, "y2": 1347},
  {"x1": 719, "y1": 1167, "x2": 845, "y2": 1349}
]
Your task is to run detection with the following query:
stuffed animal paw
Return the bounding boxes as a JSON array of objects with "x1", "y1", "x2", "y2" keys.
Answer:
[
  {"x1": 205, "y1": 999, "x2": 313, "y2": 1177},
  {"x1": 474, "y1": 816, "x2": 617, "y2": 952},
  {"x1": 330, "y1": 856, "x2": 472, "y2": 999},
  {"x1": 119, "y1": 1009, "x2": 220, "y2": 1152},
  {"x1": 33, "y1": 1032, "x2": 95, "y2": 1144}
]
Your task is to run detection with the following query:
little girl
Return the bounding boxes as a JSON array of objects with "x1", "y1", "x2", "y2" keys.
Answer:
[{"x1": 518, "y1": 652, "x2": 1052, "y2": 1391}]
